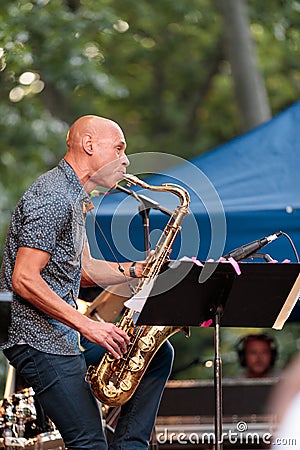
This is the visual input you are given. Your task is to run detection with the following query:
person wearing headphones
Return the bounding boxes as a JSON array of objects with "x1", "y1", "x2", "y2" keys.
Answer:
[{"x1": 236, "y1": 333, "x2": 278, "y2": 378}]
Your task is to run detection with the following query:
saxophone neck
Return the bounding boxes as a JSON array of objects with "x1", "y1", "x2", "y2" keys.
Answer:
[
  {"x1": 121, "y1": 174, "x2": 190, "y2": 209},
  {"x1": 122, "y1": 173, "x2": 147, "y2": 187}
]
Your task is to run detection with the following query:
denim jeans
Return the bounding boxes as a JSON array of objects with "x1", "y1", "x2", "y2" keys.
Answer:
[{"x1": 4, "y1": 338, "x2": 174, "y2": 450}]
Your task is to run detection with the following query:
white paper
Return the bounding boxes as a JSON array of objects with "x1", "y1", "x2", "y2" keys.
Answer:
[{"x1": 124, "y1": 279, "x2": 156, "y2": 312}]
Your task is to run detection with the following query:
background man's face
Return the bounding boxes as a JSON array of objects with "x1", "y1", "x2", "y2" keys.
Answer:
[{"x1": 244, "y1": 340, "x2": 272, "y2": 377}]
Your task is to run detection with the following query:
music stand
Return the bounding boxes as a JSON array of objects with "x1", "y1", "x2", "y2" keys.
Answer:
[{"x1": 136, "y1": 261, "x2": 300, "y2": 450}]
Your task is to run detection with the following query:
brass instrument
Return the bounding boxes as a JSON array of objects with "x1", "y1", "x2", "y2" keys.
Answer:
[{"x1": 86, "y1": 174, "x2": 191, "y2": 407}]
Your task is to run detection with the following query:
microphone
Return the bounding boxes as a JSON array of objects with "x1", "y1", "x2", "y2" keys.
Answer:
[{"x1": 223, "y1": 231, "x2": 283, "y2": 262}]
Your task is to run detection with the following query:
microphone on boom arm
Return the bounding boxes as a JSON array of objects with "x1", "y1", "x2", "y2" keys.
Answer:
[{"x1": 223, "y1": 231, "x2": 283, "y2": 262}]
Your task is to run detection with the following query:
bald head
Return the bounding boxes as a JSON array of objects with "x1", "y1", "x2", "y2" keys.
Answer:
[
  {"x1": 64, "y1": 115, "x2": 129, "y2": 191},
  {"x1": 66, "y1": 115, "x2": 123, "y2": 150}
]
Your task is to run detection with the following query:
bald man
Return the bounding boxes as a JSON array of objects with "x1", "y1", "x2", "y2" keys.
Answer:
[{"x1": 0, "y1": 115, "x2": 174, "y2": 450}]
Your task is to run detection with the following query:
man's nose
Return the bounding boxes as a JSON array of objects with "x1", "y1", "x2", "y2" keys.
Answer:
[{"x1": 122, "y1": 155, "x2": 130, "y2": 167}]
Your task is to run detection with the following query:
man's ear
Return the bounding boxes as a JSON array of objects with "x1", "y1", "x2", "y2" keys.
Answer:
[{"x1": 82, "y1": 133, "x2": 93, "y2": 155}]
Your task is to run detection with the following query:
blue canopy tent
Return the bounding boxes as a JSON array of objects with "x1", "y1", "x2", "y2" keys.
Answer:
[{"x1": 87, "y1": 100, "x2": 300, "y2": 265}]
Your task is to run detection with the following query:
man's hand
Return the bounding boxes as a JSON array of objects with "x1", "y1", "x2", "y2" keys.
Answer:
[
  {"x1": 132, "y1": 250, "x2": 155, "y2": 278},
  {"x1": 82, "y1": 320, "x2": 130, "y2": 359}
]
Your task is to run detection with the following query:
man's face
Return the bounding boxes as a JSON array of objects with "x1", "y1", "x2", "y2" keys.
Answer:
[
  {"x1": 244, "y1": 340, "x2": 273, "y2": 378},
  {"x1": 90, "y1": 124, "x2": 129, "y2": 189}
]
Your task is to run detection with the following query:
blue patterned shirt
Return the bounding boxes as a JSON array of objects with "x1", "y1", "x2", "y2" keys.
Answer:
[{"x1": 0, "y1": 159, "x2": 89, "y2": 355}]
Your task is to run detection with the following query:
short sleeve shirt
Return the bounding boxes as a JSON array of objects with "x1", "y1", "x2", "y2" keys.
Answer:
[{"x1": 0, "y1": 159, "x2": 89, "y2": 355}]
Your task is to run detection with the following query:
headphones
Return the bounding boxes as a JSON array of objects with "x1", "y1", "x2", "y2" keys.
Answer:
[{"x1": 236, "y1": 334, "x2": 278, "y2": 368}]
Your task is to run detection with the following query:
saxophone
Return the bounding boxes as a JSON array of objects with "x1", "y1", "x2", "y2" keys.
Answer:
[{"x1": 86, "y1": 174, "x2": 190, "y2": 407}]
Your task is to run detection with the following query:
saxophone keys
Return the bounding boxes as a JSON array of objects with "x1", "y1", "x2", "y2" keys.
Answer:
[
  {"x1": 103, "y1": 381, "x2": 118, "y2": 398},
  {"x1": 128, "y1": 350, "x2": 144, "y2": 372},
  {"x1": 138, "y1": 335, "x2": 155, "y2": 352},
  {"x1": 120, "y1": 377, "x2": 132, "y2": 392},
  {"x1": 106, "y1": 353, "x2": 115, "y2": 363},
  {"x1": 85, "y1": 365, "x2": 95, "y2": 382}
]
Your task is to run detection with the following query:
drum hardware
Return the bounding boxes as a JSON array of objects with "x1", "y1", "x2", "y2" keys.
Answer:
[
  {"x1": 24, "y1": 430, "x2": 64, "y2": 450},
  {"x1": 0, "y1": 388, "x2": 64, "y2": 449}
]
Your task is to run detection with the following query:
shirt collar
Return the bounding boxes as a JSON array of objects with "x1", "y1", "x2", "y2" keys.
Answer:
[{"x1": 58, "y1": 158, "x2": 89, "y2": 204}]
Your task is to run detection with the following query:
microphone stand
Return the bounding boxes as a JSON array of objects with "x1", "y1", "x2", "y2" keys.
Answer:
[
  {"x1": 137, "y1": 197, "x2": 151, "y2": 254},
  {"x1": 214, "y1": 304, "x2": 223, "y2": 450}
]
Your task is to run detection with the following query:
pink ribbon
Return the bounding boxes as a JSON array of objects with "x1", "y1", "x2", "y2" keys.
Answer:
[{"x1": 200, "y1": 319, "x2": 213, "y2": 328}]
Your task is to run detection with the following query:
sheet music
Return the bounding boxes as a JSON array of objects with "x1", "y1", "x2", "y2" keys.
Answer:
[
  {"x1": 273, "y1": 273, "x2": 300, "y2": 330},
  {"x1": 124, "y1": 279, "x2": 156, "y2": 313}
]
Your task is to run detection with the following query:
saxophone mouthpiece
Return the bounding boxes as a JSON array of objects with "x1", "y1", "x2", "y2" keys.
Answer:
[{"x1": 123, "y1": 174, "x2": 140, "y2": 186}]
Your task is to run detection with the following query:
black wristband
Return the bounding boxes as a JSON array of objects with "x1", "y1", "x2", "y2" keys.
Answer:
[{"x1": 129, "y1": 262, "x2": 137, "y2": 278}]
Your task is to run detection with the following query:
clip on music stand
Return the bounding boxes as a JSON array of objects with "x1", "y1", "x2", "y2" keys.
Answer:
[{"x1": 136, "y1": 261, "x2": 300, "y2": 450}]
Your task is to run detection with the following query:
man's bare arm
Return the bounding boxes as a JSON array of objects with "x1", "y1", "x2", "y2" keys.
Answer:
[
  {"x1": 81, "y1": 242, "x2": 145, "y2": 287},
  {"x1": 12, "y1": 247, "x2": 130, "y2": 358}
]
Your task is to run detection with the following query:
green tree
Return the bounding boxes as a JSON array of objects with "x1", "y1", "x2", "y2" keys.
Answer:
[{"x1": 215, "y1": 0, "x2": 271, "y2": 130}]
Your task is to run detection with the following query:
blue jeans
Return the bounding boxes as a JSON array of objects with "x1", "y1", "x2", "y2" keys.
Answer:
[{"x1": 3, "y1": 338, "x2": 174, "y2": 450}]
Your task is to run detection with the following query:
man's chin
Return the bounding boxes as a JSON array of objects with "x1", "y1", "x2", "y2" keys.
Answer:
[
  {"x1": 95, "y1": 179, "x2": 121, "y2": 190},
  {"x1": 113, "y1": 174, "x2": 126, "y2": 187},
  {"x1": 253, "y1": 368, "x2": 269, "y2": 377}
]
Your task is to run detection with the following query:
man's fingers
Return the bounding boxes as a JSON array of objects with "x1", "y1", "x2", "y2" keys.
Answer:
[
  {"x1": 113, "y1": 324, "x2": 130, "y2": 345},
  {"x1": 105, "y1": 341, "x2": 123, "y2": 359},
  {"x1": 86, "y1": 321, "x2": 131, "y2": 357},
  {"x1": 112, "y1": 333, "x2": 128, "y2": 354},
  {"x1": 103, "y1": 324, "x2": 130, "y2": 357}
]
